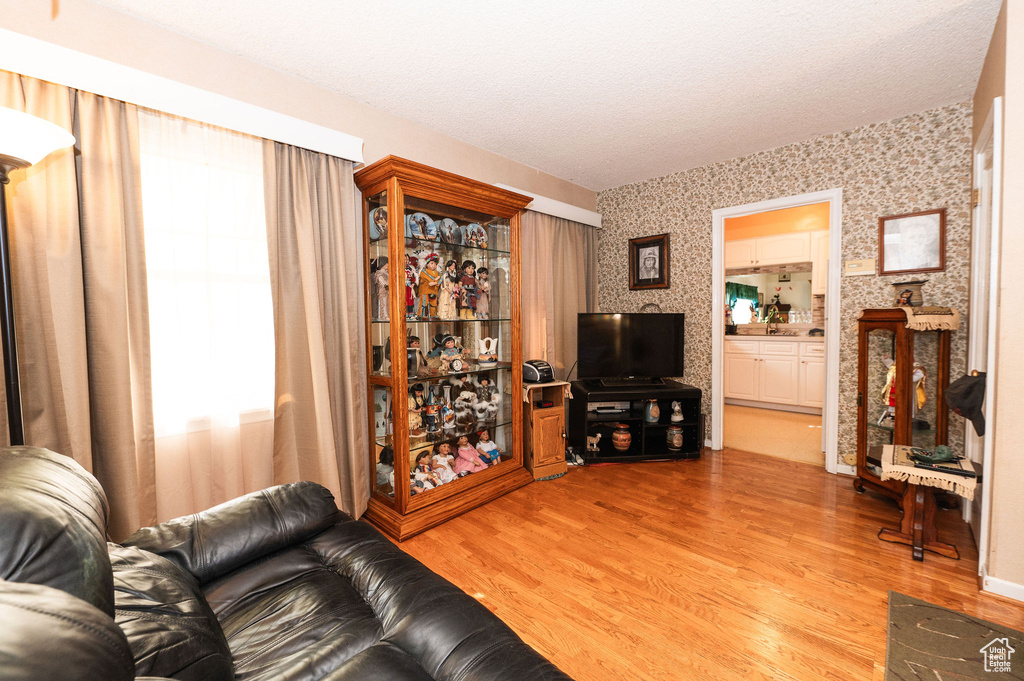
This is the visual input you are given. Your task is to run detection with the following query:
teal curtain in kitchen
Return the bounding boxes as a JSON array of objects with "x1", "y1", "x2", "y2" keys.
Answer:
[{"x1": 726, "y1": 282, "x2": 759, "y2": 307}]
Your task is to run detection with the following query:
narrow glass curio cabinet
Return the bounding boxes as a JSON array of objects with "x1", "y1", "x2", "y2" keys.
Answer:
[{"x1": 354, "y1": 156, "x2": 533, "y2": 540}]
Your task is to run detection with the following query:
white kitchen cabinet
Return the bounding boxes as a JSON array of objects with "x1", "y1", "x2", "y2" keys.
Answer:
[
  {"x1": 759, "y1": 355, "x2": 800, "y2": 404},
  {"x1": 756, "y1": 233, "x2": 811, "y2": 266},
  {"x1": 724, "y1": 233, "x2": 812, "y2": 269},
  {"x1": 724, "y1": 238, "x2": 757, "y2": 268},
  {"x1": 810, "y1": 229, "x2": 829, "y2": 295},
  {"x1": 724, "y1": 339, "x2": 823, "y2": 409},
  {"x1": 798, "y1": 342, "x2": 825, "y2": 408},
  {"x1": 724, "y1": 353, "x2": 760, "y2": 400}
]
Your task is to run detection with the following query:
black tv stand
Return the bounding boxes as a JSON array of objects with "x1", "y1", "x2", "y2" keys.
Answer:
[
  {"x1": 599, "y1": 377, "x2": 665, "y2": 388},
  {"x1": 569, "y1": 379, "x2": 702, "y2": 463}
]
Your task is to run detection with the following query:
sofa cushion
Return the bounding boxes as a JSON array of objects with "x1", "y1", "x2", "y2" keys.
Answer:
[
  {"x1": 0, "y1": 578, "x2": 135, "y2": 681},
  {"x1": 198, "y1": 517, "x2": 571, "y2": 681},
  {"x1": 0, "y1": 446, "x2": 114, "y2": 616},
  {"x1": 122, "y1": 481, "x2": 340, "y2": 585},
  {"x1": 110, "y1": 544, "x2": 234, "y2": 681}
]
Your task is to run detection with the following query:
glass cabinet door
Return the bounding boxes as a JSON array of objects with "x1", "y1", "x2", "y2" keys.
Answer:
[
  {"x1": 864, "y1": 327, "x2": 896, "y2": 478},
  {"x1": 397, "y1": 196, "x2": 513, "y2": 501}
]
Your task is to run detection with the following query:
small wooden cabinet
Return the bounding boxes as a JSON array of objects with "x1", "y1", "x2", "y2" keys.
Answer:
[
  {"x1": 523, "y1": 382, "x2": 569, "y2": 480},
  {"x1": 854, "y1": 308, "x2": 951, "y2": 500}
]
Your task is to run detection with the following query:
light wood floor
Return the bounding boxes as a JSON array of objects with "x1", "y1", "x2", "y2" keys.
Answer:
[{"x1": 400, "y1": 449, "x2": 1024, "y2": 681}]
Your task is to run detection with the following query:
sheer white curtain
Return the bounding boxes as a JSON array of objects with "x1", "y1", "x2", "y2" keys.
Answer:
[{"x1": 137, "y1": 110, "x2": 275, "y2": 521}]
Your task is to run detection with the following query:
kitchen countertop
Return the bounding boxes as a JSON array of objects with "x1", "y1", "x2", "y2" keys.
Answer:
[{"x1": 726, "y1": 334, "x2": 824, "y2": 342}]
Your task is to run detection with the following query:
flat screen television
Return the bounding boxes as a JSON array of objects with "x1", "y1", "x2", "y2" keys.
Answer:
[{"x1": 576, "y1": 313, "x2": 684, "y2": 383}]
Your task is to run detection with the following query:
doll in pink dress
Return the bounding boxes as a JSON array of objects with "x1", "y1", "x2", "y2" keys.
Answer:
[{"x1": 453, "y1": 435, "x2": 488, "y2": 475}]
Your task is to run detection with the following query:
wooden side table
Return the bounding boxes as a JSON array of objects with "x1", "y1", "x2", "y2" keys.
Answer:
[{"x1": 522, "y1": 381, "x2": 570, "y2": 480}]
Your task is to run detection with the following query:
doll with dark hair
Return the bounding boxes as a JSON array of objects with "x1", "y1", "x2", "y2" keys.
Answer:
[
  {"x1": 376, "y1": 445, "x2": 395, "y2": 492},
  {"x1": 430, "y1": 442, "x2": 457, "y2": 484},
  {"x1": 437, "y1": 259, "x2": 459, "y2": 319},
  {"x1": 475, "y1": 429, "x2": 501, "y2": 466},
  {"x1": 408, "y1": 383, "x2": 425, "y2": 432},
  {"x1": 413, "y1": 451, "x2": 442, "y2": 489},
  {"x1": 458, "y1": 260, "x2": 477, "y2": 320},
  {"x1": 453, "y1": 435, "x2": 488, "y2": 475},
  {"x1": 475, "y1": 267, "x2": 490, "y2": 318},
  {"x1": 418, "y1": 254, "x2": 441, "y2": 317}
]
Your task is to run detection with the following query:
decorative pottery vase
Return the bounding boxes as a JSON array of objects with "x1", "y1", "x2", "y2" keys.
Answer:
[
  {"x1": 424, "y1": 386, "x2": 440, "y2": 433},
  {"x1": 893, "y1": 280, "x2": 927, "y2": 307},
  {"x1": 477, "y1": 337, "x2": 499, "y2": 367},
  {"x1": 667, "y1": 425, "x2": 683, "y2": 451},
  {"x1": 372, "y1": 345, "x2": 383, "y2": 371},
  {"x1": 611, "y1": 423, "x2": 632, "y2": 452},
  {"x1": 643, "y1": 399, "x2": 660, "y2": 424}
]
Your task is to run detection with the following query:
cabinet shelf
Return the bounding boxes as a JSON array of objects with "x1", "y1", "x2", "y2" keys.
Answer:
[{"x1": 370, "y1": 235, "x2": 511, "y2": 257}]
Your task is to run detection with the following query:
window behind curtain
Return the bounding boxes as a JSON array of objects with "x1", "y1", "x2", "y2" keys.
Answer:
[{"x1": 137, "y1": 110, "x2": 273, "y2": 438}]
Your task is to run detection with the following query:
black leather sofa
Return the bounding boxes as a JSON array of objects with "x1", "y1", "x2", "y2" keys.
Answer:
[{"x1": 0, "y1": 446, "x2": 572, "y2": 681}]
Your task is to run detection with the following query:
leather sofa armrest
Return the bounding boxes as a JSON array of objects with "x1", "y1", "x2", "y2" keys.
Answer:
[{"x1": 122, "y1": 481, "x2": 343, "y2": 584}]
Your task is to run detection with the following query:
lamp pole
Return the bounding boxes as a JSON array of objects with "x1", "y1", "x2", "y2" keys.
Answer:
[
  {"x1": 0, "y1": 108, "x2": 76, "y2": 446},
  {"x1": 0, "y1": 158, "x2": 26, "y2": 445}
]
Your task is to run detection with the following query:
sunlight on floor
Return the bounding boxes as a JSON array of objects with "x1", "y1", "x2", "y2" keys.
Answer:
[{"x1": 723, "y1": 404, "x2": 824, "y2": 466}]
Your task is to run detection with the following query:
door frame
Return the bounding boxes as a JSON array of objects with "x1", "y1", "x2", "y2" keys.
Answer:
[
  {"x1": 971, "y1": 97, "x2": 1003, "y2": 580},
  {"x1": 711, "y1": 189, "x2": 845, "y2": 474}
]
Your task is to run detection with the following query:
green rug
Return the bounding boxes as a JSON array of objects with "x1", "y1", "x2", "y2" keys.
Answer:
[{"x1": 887, "y1": 591, "x2": 1024, "y2": 679}]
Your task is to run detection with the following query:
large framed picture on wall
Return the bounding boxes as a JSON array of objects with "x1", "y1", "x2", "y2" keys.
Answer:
[
  {"x1": 878, "y1": 208, "x2": 946, "y2": 276},
  {"x1": 629, "y1": 233, "x2": 670, "y2": 290}
]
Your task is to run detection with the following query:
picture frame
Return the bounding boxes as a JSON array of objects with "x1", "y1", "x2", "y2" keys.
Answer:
[
  {"x1": 629, "y1": 233, "x2": 670, "y2": 290},
  {"x1": 878, "y1": 208, "x2": 946, "y2": 276}
]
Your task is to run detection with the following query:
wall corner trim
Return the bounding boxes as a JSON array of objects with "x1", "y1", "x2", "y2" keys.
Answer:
[
  {"x1": 981, "y1": 568, "x2": 1024, "y2": 604},
  {"x1": 496, "y1": 184, "x2": 602, "y2": 228}
]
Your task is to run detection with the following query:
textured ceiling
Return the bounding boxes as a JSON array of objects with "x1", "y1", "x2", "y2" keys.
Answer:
[{"x1": 89, "y1": 0, "x2": 1001, "y2": 191}]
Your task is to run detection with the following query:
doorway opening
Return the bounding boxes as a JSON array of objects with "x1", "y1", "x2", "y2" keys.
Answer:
[{"x1": 711, "y1": 190, "x2": 845, "y2": 474}]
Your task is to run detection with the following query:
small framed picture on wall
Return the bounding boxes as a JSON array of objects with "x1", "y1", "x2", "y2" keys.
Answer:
[
  {"x1": 629, "y1": 233, "x2": 670, "y2": 290},
  {"x1": 878, "y1": 208, "x2": 946, "y2": 276}
]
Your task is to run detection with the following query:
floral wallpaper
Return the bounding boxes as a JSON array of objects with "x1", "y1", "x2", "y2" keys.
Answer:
[{"x1": 596, "y1": 102, "x2": 973, "y2": 467}]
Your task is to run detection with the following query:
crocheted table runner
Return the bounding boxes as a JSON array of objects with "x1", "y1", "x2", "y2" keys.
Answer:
[
  {"x1": 879, "y1": 444, "x2": 976, "y2": 500},
  {"x1": 901, "y1": 306, "x2": 960, "y2": 331}
]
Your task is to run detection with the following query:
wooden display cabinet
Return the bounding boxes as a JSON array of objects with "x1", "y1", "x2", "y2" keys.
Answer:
[
  {"x1": 854, "y1": 308, "x2": 951, "y2": 500},
  {"x1": 355, "y1": 156, "x2": 533, "y2": 541},
  {"x1": 523, "y1": 381, "x2": 570, "y2": 480}
]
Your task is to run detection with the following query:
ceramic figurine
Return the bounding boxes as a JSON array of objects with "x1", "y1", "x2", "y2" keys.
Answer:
[
  {"x1": 437, "y1": 260, "x2": 459, "y2": 319},
  {"x1": 424, "y1": 386, "x2": 440, "y2": 433},
  {"x1": 477, "y1": 337, "x2": 498, "y2": 367},
  {"x1": 670, "y1": 401, "x2": 683, "y2": 422},
  {"x1": 439, "y1": 335, "x2": 462, "y2": 372},
  {"x1": 586, "y1": 433, "x2": 602, "y2": 452},
  {"x1": 441, "y1": 384, "x2": 456, "y2": 430},
  {"x1": 475, "y1": 429, "x2": 501, "y2": 466},
  {"x1": 458, "y1": 260, "x2": 477, "y2": 320},
  {"x1": 404, "y1": 255, "x2": 418, "y2": 317}
]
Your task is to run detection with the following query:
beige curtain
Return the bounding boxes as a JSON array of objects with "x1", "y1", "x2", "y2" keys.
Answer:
[
  {"x1": 521, "y1": 211, "x2": 598, "y2": 381},
  {"x1": 524, "y1": 210, "x2": 598, "y2": 378},
  {"x1": 1, "y1": 71, "x2": 156, "y2": 539},
  {"x1": 263, "y1": 142, "x2": 369, "y2": 517}
]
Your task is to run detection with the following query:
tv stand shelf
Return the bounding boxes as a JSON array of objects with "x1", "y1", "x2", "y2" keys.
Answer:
[{"x1": 569, "y1": 379, "x2": 702, "y2": 463}]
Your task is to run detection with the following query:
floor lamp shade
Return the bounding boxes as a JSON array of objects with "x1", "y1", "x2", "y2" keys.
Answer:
[
  {"x1": 0, "y1": 106, "x2": 76, "y2": 173},
  {"x1": 0, "y1": 106, "x2": 75, "y2": 445}
]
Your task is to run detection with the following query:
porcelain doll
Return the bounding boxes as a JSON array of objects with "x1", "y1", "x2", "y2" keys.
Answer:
[
  {"x1": 458, "y1": 260, "x2": 477, "y2": 320},
  {"x1": 439, "y1": 335, "x2": 462, "y2": 372},
  {"x1": 413, "y1": 451, "x2": 442, "y2": 489},
  {"x1": 475, "y1": 429, "x2": 501, "y2": 466},
  {"x1": 453, "y1": 435, "x2": 488, "y2": 475},
  {"x1": 475, "y1": 267, "x2": 490, "y2": 319},
  {"x1": 371, "y1": 257, "x2": 389, "y2": 320},
  {"x1": 376, "y1": 446, "x2": 395, "y2": 488},
  {"x1": 437, "y1": 260, "x2": 459, "y2": 319},
  {"x1": 430, "y1": 442, "x2": 458, "y2": 484},
  {"x1": 407, "y1": 383, "x2": 425, "y2": 432},
  {"x1": 418, "y1": 255, "x2": 441, "y2": 317}
]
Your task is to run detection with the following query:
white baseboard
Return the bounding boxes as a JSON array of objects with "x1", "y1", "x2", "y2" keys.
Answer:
[
  {"x1": 705, "y1": 438, "x2": 712, "y2": 448},
  {"x1": 837, "y1": 464, "x2": 856, "y2": 476},
  {"x1": 981, "y1": 568, "x2": 1024, "y2": 603}
]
